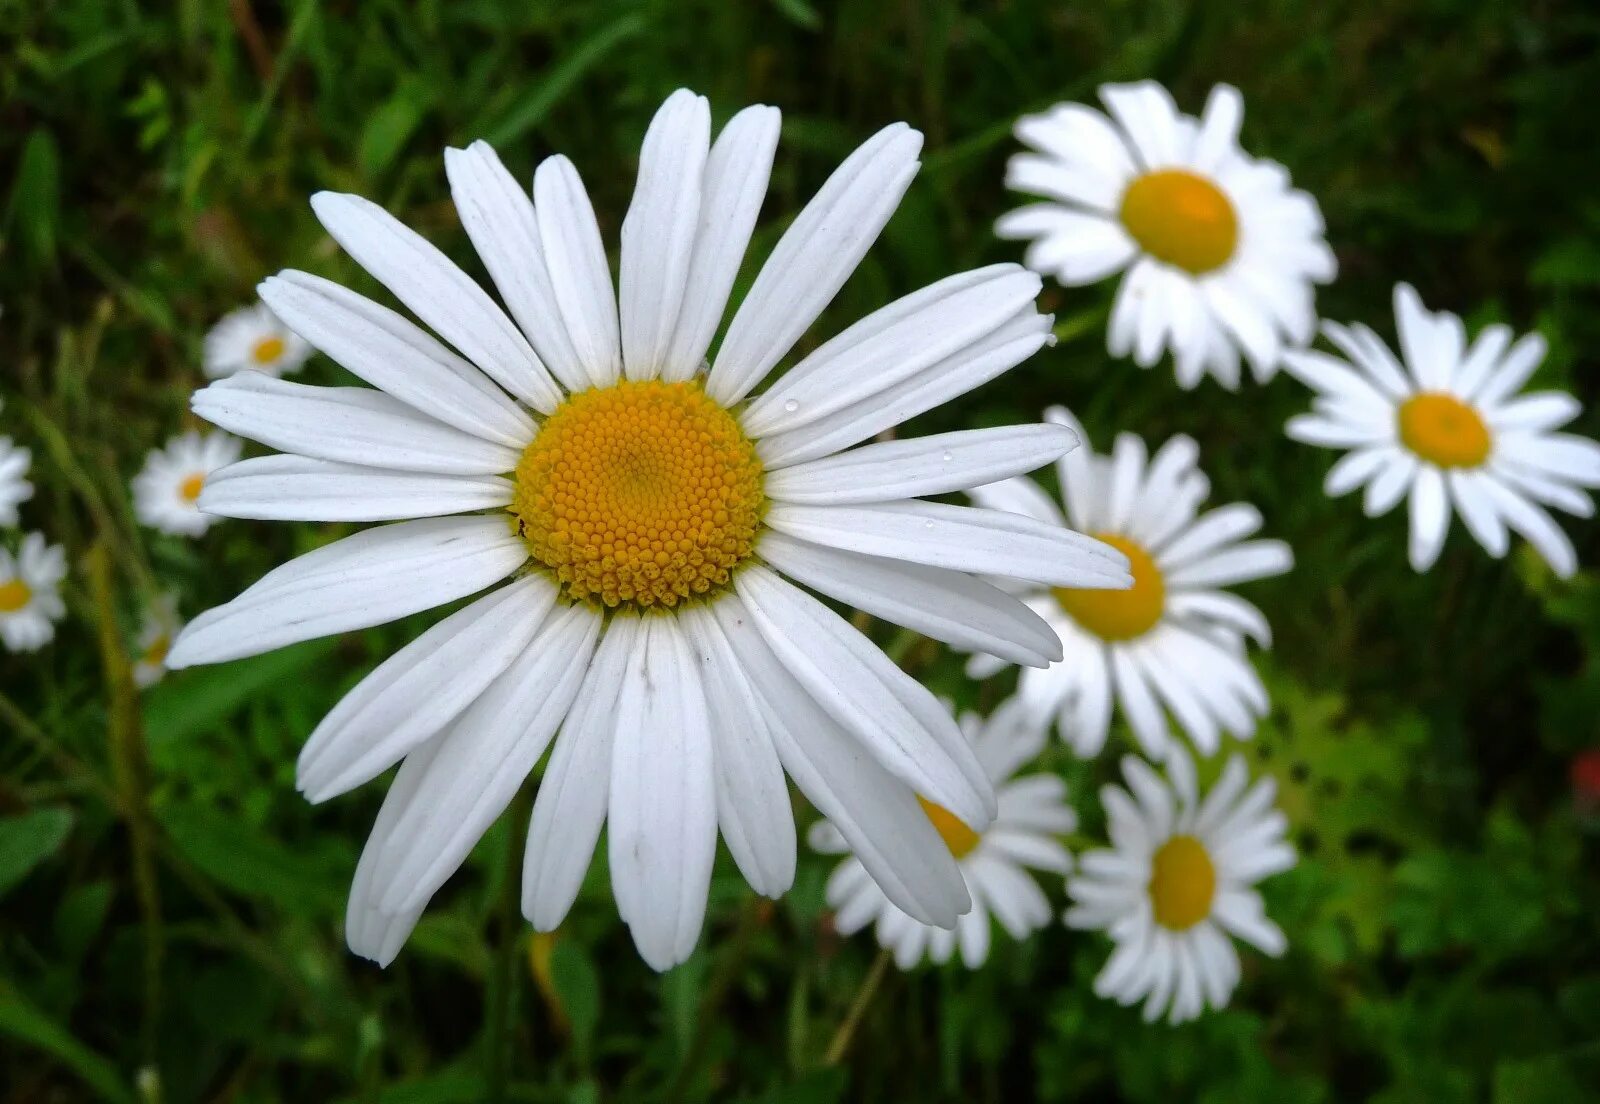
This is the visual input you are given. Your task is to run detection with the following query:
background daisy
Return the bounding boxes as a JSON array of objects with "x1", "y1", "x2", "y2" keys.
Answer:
[
  {"x1": 968, "y1": 407, "x2": 1291, "y2": 759},
  {"x1": 171, "y1": 90, "x2": 1130, "y2": 971},
  {"x1": 203, "y1": 303, "x2": 313, "y2": 379},
  {"x1": 0, "y1": 532, "x2": 67, "y2": 653},
  {"x1": 132, "y1": 430, "x2": 241, "y2": 537},
  {"x1": 1285, "y1": 283, "x2": 1600, "y2": 575},
  {"x1": 998, "y1": 81, "x2": 1336, "y2": 389},
  {"x1": 0, "y1": 435, "x2": 33, "y2": 527},
  {"x1": 132, "y1": 592, "x2": 183, "y2": 688},
  {"x1": 810, "y1": 697, "x2": 1074, "y2": 969},
  {"x1": 1066, "y1": 751, "x2": 1295, "y2": 1024}
]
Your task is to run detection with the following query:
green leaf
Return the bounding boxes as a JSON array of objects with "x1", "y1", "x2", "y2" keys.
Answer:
[
  {"x1": 550, "y1": 939, "x2": 601, "y2": 1059},
  {"x1": 0, "y1": 984, "x2": 134, "y2": 1103},
  {"x1": 359, "y1": 83, "x2": 433, "y2": 177},
  {"x1": 142, "y1": 638, "x2": 337, "y2": 751},
  {"x1": 4, "y1": 128, "x2": 62, "y2": 272},
  {"x1": 157, "y1": 804, "x2": 343, "y2": 911},
  {"x1": 479, "y1": 14, "x2": 649, "y2": 147},
  {"x1": 54, "y1": 880, "x2": 114, "y2": 961},
  {"x1": 0, "y1": 807, "x2": 74, "y2": 898}
]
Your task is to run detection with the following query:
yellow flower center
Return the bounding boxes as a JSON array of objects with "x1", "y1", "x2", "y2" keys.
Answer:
[
  {"x1": 1054, "y1": 533, "x2": 1164, "y2": 642},
  {"x1": 918, "y1": 796, "x2": 981, "y2": 859},
  {"x1": 251, "y1": 336, "x2": 287, "y2": 365},
  {"x1": 179, "y1": 473, "x2": 206, "y2": 503},
  {"x1": 1397, "y1": 392, "x2": 1491, "y2": 469},
  {"x1": 1149, "y1": 834, "x2": 1216, "y2": 931},
  {"x1": 0, "y1": 579, "x2": 32, "y2": 613},
  {"x1": 1119, "y1": 169, "x2": 1239, "y2": 275},
  {"x1": 510, "y1": 379, "x2": 765, "y2": 609}
]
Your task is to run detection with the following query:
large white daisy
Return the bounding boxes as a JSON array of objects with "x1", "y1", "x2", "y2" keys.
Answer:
[
  {"x1": 0, "y1": 532, "x2": 67, "y2": 653},
  {"x1": 998, "y1": 81, "x2": 1336, "y2": 389},
  {"x1": 169, "y1": 89, "x2": 1131, "y2": 970},
  {"x1": 132, "y1": 430, "x2": 242, "y2": 537},
  {"x1": 967, "y1": 407, "x2": 1291, "y2": 760},
  {"x1": 1284, "y1": 283, "x2": 1600, "y2": 576},
  {"x1": 1066, "y1": 751, "x2": 1294, "y2": 1024},
  {"x1": 203, "y1": 302, "x2": 312, "y2": 379},
  {"x1": 0, "y1": 435, "x2": 33, "y2": 527},
  {"x1": 810, "y1": 697, "x2": 1074, "y2": 969}
]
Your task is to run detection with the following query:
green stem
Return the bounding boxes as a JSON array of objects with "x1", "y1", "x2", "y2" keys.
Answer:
[
  {"x1": 824, "y1": 949, "x2": 893, "y2": 1067},
  {"x1": 485, "y1": 788, "x2": 532, "y2": 1102}
]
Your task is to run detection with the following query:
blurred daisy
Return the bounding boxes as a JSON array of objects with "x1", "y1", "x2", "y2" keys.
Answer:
[
  {"x1": 170, "y1": 89, "x2": 1131, "y2": 970},
  {"x1": 0, "y1": 436, "x2": 33, "y2": 527},
  {"x1": 1066, "y1": 751, "x2": 1294, "y2": 1024},
  {"x1": 132, "y1": 593, "x2": 183, "y2": 688},
  {"x1": 810, "y1": 698, "x2": 1074, "y2": 969},
  {"x1": 0, "y1": 532, "x2": 67, "y2": 652},
  {"x1": 999, "y1": 82, "x2": 1336, "y2": 389},
  {"x1": 1285, "y1": 284, "x2": 1600, "y2": 576},
  {"x1": 968, "y1": 407, "x2": 1291, "y2": 759},
  {"x1": 204, "y1": 303, "x2": 312, "y2": 379},
  {"x1": 133, "y1": 430, "x2": 242, "y2": 537}
]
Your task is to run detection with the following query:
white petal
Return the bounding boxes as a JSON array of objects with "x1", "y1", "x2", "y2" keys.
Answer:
[
  {"x1": 1407, "y1": 466, "x2": 1450, "y2": 571},
  {"x1": 199, "y1": 455, "x2": 511, "y2": 522},
  {"x1": 707, "y1": 123, "x2": 923, "y2": 405},
  {"x1": 166, "y1": 517, "x2": 527, "y2": 667},
  {"x1": 295, "y1": 576, "x2": 557, "y2": 802},
  {"x1": 995, "y1": 204, "x2": 1136, "y2": 284},
  {"x1": 1447, "y1": 470, "x2": 1509, "y2": 557},
  {"x1": 1364, "y1": 451, "x2": 1418, "y2": 516},
  {"x1": 309, "y1": 192, "x2": 561, "y2": 411},
  {"x1": 1101, "y1": 82, "x2": 1183, "y2": 170},
  {"x1": 661, "y1": 104, "x2": 781, "y2": 379},
  {"x1": 344, "y1": 736, "x2": 439, "y2": 966},
  {"x1": 1157, "y1": 503, "x2": 1263, "y2": 566},
  {"x1": 1166, "y1": 589, "x2": 1273, "y2": 646},
  {"x1": 260, "y1": 271, "x2": 534, "y2": 446},
  {"x1": 1322, "y1": 447, "x2": 1391, "y2": 497},
  {"x1": 1474, "y1": 332, "x2": 1547, "y2": 408},
  {"x1": 443, "y1": 141, "x2": 588, "y2": 391},
  {"x1": 1477, "y1": 476, "x2": 1579, "y2": 578},
  {"x1": 1191, "y1": 84, "x2": 1242, "y2": 173},
  {"x1": 607, "y1": 616, "x2": 718, "y2": 970},
  {"x1": 742, "y1": 266, "x2": 1043, "y2": 436},
  {"x1": 192, "y1": 374, "x2": 519, "y2": 476},
  {"x1": 522, "y1": 616, "x2": 640, "y2": 930},
  {"x1": 533, "y1": 155, "x2": 623, "y2": 389},
  {"x1": 758, "y1": 531, "x2": 1062, "y2": 667},
  {"x1": 765, "y1": 500, "x2": 1131, "y2": 589},
  {"x1": 766, "y1": 424, "x2": 1074, "y2": 506},
  {"x1": 967, "y1": 473, "x2": 1068, "y2": 527},
  {"x1": 735, "y1": 566, "x2": 994, "y2": 827},
  {"x1": 620, "y1": 90, "x2": 711, "y2": 381},
  {"x1": 1164, "y1": 537, "x2": 1292, "y2": 590},
  {"x1": 1486, "y1": 392, "x2": 1580, "y2": 434}
]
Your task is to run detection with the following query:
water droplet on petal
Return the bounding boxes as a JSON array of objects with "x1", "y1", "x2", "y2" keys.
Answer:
[
  {"x1": 924, "y1": 519, "x2": 935, "y2": 529},
  {"x1": 941, "y1": 451, "x2": 954, "y2": 462},
  {"x1": 783, "y1": 399, "x2": 799, "y2": 414}
]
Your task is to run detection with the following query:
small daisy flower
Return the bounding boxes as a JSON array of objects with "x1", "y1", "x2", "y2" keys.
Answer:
[
  {"x1": 968, "y1": 407, "x2": 1291, "y2": 759},
  {"x1": 203, "y1": 303, "x2": 312, "y2": 379},
  {"x1": 168, "y1": 89, "x2": 1132, "y2": 970},
  {"x1": 810, "y1": 698, "x2": 1075, "y2": 969},
  {"x1": 132, "y1": 430, "x2": 242, "y2": 537},
  {"x1": 132, "y1": 593, "x2": 183, "y2": 688},
  {"x1": 998, "y1": 81, "x2": 1336, "y2": 389},
  {"x1": 1066, "y1": 751, "x2": 1294, "y2": 1025},
  {"x1": 0, "y1": 532, "x2": 67, "y2": 653},
  {"x1": 1284, "y1": 284, "x2": 1600, "y2": 576},
  {"x1": 0, "y1": 436, "x2": 33, "y2": 527}
]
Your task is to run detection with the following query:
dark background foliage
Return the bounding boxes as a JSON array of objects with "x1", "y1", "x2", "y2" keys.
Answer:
[{"x1": 2, "y1": 1, "x2": 1598, "y2": 1100}]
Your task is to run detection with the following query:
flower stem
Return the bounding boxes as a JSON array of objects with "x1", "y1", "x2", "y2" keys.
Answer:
[
  {"x1": 824, "y1": 948, "x2": 893, "y2": 1066},
  {"x1": 484, "y1": 787, "x2": 532, "y2": 1102}
]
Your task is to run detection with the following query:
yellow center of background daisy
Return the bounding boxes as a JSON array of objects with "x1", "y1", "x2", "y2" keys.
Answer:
[
  {"x1": 1397, "y1": 392, "x2": 1491, "y2": 469},
  {"x1": 179, "y1": 473, "x2": 206, "y2": 503},
  {"x1": 0, "y1": 579, "x2": 32, "y2": 613},
  {"x1": 251, "y1": 336, "x2": 286, "y2": 365},
  {"x1": 1054, "y1": 533, "x2": 1165, "y2": 641},
  {"x1": 918, "y1": 796, "x2": 981, "y2": 859},
  {"x1": 144, "y1": 635, "x2": 171, "y2": 666},
  {"x1": 1119, "y1": 169, "x2": 1239, "y2": 275},
  {"x1": 510, "y1": 379, "x2": 765, "y2": 609},
  {"x1": 1149, "y1": 834, "x2": 1216, "y2": 930}
]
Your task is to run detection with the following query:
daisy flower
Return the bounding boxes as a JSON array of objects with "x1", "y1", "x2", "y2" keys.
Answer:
[
  {"x1": 0, "y1": 435, "x2": 33, "y2": 527},
  {"x1": 1285, "y1": 283, "x2": 1600, "y2": 576},
  {"x1": 132, "y1": 592, "x2": 183, "y2": 688},
  {"x1": 967, "y1": 407, "x2": 1291, "y2": 759},
  {"x1": 998, "y1": 81, "x2": 1336, "y2": 389},
  {"x1": 203, "y1": 303, "x2": 312, "y2": 379},
  {"x1": 0, "y1": 532, "x2": 67, "y2": 653},
  {"x1": 1066, "y1": 751, "x2": 1294, "y2": 1024},
  {"x1": 132, "y1": 430, "x2": 242, "y2": 538},
  {"x1": 810, "y1": 697, "x2": 1074, "y2": 969},
  {"x1": 168, "y1": 89, "x2": 1132, "y2": 970}
]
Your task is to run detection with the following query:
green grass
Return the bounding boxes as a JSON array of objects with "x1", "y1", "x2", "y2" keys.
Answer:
[{"x1": 3, "y1": 1, "x2": 1599, "y2": 1100}]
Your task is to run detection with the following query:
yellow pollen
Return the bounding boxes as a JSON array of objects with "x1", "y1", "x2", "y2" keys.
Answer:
[
  {"x1": 1119, "y1": 169, "x2": 1239, "y2": 275},
  {"x1": 250, "y1": 336, "x2": 287, "y2": 365},
  {"x1": 0, "y1": 579, "x2": 31, "y2": 613},
  {"x1": 1055, "y1": 533, "x2": 1164, "y2": 642},
  {"x1": 179, "y1": 473, "x2": 206, "y2": 503},
  {"x1": 510, "y1": 379, "x2": 765, "y2": 610},
  {"x1": 1149, "y1": 834, "x2": 1216, "y2": 930},
  {"x1": 918, "y1": 796, "x2": 981, "y2": 859},
  {"x1": 1398, "y1": 392, "x2": 1491, "y2": 469}
]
